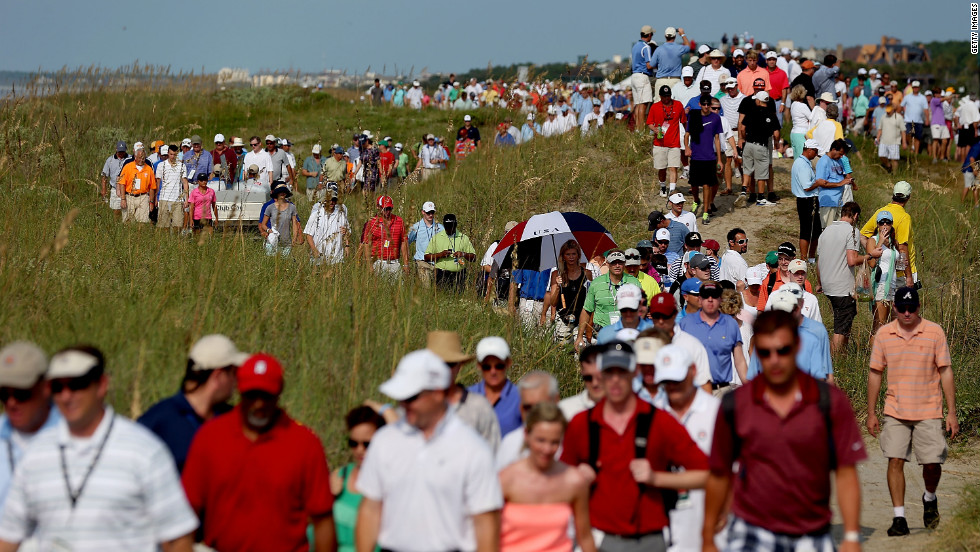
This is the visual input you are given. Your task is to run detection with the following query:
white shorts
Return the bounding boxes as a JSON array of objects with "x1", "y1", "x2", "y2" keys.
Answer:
[
  {"x1": 653, "y1": 146, "x2": 682, "y2": 169},
  {"x1": 878, "y1": 144, "x2": 900, "y2": 160},
  {"x1": 931, "y1": 124, "x2": 951, "y2": 140},
  {"x1": 631, "y1": 73, "x2": 653, "y2": 104},
  {"x1": 965, "y1": 171, "x2": 977, "y2": 189}
]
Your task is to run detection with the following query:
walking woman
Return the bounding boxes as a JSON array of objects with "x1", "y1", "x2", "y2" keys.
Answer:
[
  {"x1": 498, "y1": 403, "x2": 596, "y2": 552},
  {"x1": 867, "y1": 210, "x2": 899, "y2": 344},
  {"x1": 331, "y1": 406, "x2": 386, "y2": 552},
  {"x1": 789, "y1": 85, "x2": 812, "y2": 156},
  {"x1": 186, "y1": 173, "x2": 218, "y2": 234},
  {"x1": 260, "y1": 183, "x2": 302, "y2": 256},
  {"x1": 541, "y1": 240, "x2": 593, "y2": 343}
]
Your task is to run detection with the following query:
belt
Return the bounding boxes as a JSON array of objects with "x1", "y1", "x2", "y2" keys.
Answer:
[
  {"x1": 606, "y1": 530, "x2": 663, "y2": 540},
  {"x1": 126, "y1": 192, "x2": 148, "y2": 197},
  {"x1": 712, "y1": 382, "x2": 731, "y2": 390}
]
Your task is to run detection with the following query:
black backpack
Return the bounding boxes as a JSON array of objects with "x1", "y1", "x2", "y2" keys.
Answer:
[
  {"x1": 586, "y1": 407, "x2": 679, "y2": 515},
  {"x1": 720, "y1": 381, "x2": 837, "y2": 474}
]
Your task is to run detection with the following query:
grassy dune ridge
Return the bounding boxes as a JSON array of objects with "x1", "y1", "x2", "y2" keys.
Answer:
[{"x1": 1, "y1": 83, "x2": 979, "y2": 483}]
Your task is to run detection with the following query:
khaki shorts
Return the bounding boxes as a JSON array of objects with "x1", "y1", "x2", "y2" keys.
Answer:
[
  {"x1": 931, "y1": 124, "x2": 951, "y2": 140},
  {"x1": 965, "y1": 171, "x2": 977, "y2": 189},
  {"x1": 880, "y1": 416, "x2": 948, "y2": 465},
  {"x1": 630, "y1": 73, "x2": 653, "y2": 104},
  {"x1": 654, "y1": 77, "x2": 680, "y2": 102},
  {"x1": 652, "y1": 146, "x2": 682, "y2": 169},
  {"x1": 415, "y1": 259, "x2": 435, "y2": 286},
  {"x1": 156, "y1": 200, "x2": 184, "y2": 228},
  {"x1": 742, "y1": 142, "x2": 770, "y2": 180}
]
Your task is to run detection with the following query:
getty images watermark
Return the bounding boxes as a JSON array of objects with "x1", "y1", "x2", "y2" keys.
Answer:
[{"x1": 973, "y1": 3, "x2": 979, "y2": 54}]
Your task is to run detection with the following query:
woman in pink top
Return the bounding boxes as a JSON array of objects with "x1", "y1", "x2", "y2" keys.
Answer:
[
  {"x1": 186, "y1": 173, "x2": 218, "y2": 233},
  {"x1": 499, "y1": 403, "x2": 596, "y2": 552}
]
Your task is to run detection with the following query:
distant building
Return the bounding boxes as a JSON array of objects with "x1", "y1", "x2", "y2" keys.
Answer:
[{"x1": 850, "y1": 36, "x2": 931, "y2": 65}]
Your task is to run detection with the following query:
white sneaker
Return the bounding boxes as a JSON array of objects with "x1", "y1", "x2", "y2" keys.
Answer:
[
  {"x1": 681, "y1": 167, "x2": 690, "y2": 181},
  {"x1": 660, "y1": 186, "x2": 668, "y2": 197},
  {"x1": 756, "y1": 199, "x2": 774, "y2": 206},
  {"x1": 733, "y1": 193, "x2": 747, "y2": 208}
]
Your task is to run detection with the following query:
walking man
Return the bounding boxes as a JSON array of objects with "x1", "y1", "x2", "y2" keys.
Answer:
[
  {"x1": 630, "y1": 26, "x2": 656, "y2": 130},
  {"x1": 361, "y1": 195, "x2": 410, "y2": 277},
  {"x1": 357, "y1": 349, "x2": 502, "y2": 552},
  {"x1": 867, "y1": 287, "x2": 958, "y2": 536},
  {"x1": 424, "y1": 213, "x2": 477, "y2": 292},
  {"x1": 408, "y1": 201, "x2": 444, "y2": 286},
  {"x1": 704, "y1": 310, "x2": 867, "y2": 552}
]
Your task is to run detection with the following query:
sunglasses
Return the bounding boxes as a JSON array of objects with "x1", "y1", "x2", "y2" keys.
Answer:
[
  {"x1": 481, "y1": 363, "x2": 507, "y2": 372},
  {"x1": 0, "y1": 387, "x2": 34, "y2": 403},
  {"x1": 736, "y1": 239, "x2": 748, "y2": 245},
  {"x1": 878, "y1": 220, "x2": 892, "y2": 225},
  {"x1": 424, "y1": 210, "x2": 435, "y2": 215},
  {"x1": 710, "y1": 107, "x2": 721, "y2": 111},
  {"x1": 581, "y1": 374, "x2": 594, "y2": 383},
  {"x1": 347, "y1": 438, "x2": 371, "y2": 449},
  {"x1": 756, "y1": 345, "x2": 794, "y2": 359},
  {"x1": 49, "y1": 375, "x2": 97, "y2": 394},
  {"x1": 250, "y1": 142, "x2": 260, "y2": 146},
  {"x1": 657, "y1": 240, "x2": 670, "y2": 246},
  {"x1": 895, "y1": 304, "x2": 917, "y2": 314},
  {"x1": 624, "y1": 254, "x2": 641, "y2": 260},
  {"x1": 650, "y1": 312, "x2": 675, "y2": 320},
  {"x1": 701, "y1": 289, "x2": 723, "y2": 299},
  {"x1": 265, "y1": 141, "x2": 275, "y2": 144}
]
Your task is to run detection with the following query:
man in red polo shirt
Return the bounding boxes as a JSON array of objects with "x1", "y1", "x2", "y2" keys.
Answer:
[
  {"x1": 704, "y1": 310, "x2": 866, "y2": 552},
  {"x1": 182, "y1": 353, "x2": 336, "y2": 552},
  {"x1": 361, "y1": 195, "x2": 409, "y2": 276},
  {"x1": 560, "y1": 342, "x2": 708, "y2": 552},
  {"x1": 764, "y1": 52, "x2": 790, "y2": 125},
  {"x1": 647, "y1": 85, "x2": 687, "y2": 199}
]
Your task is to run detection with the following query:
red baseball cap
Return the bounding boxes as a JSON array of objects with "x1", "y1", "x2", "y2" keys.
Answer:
[
  {"x1": 377, "y1": 195, "x2": 394, "y2": 208},
  {"x1": 237, "y1": 353, "x2": 284, "y2": 395},
  {"x1": 649, "y1": 292, "x2": 677, "y2": 316},
  {"x1": 703, "y1": 239, "x2": 720, "y2": 252}
]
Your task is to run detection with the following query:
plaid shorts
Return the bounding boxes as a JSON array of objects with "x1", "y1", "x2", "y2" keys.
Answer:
[{"x1": 725, "y1": 517, "x2": 835, "y2": 552}]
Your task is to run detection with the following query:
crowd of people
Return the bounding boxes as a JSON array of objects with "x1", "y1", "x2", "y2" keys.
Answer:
[{"x1": 57, "y1": 23, "x2": 970, "y2": 552}]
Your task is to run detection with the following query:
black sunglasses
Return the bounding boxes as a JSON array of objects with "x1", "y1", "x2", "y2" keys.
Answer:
[
  {"x1": 650, "y1": 312, "x2": 675, "y2": 320},
  {"x1": 49, "y1": 375, "x2": 97, "y2": 394},
  {"x1": 0, "y1": 387, "x2": 34, "y2": 403},
  {"x1": 481, "y1": 363, "x2": 507, "y2": 372},
  {"x1": 347, "y1": 438, "x2": 371, "y2": 449},
  {"x1": 657, "y1": 240, "x2": 670, "y2": 246},
  {"x1": 581, "y1": 374, "x2": 594, "y2": 383},
  {"x1": 895, "y1": 304, "x2": 917, "y2": 314},
  {"x1": 710, "y1": 107, "x2": 721, "y2": 111},
  {"x1": 265, "y1": 140, "x2": 275, "y2": 144},
  {"x1": 701, "y1": 289, "x2": 723, "y2": 299},
  {"x1": 424, "y1": 210, "x2": 435, "y2": 215},
  {"x1": 756, "y1": 345, "x2": 794, "y2": 359},
  {"x1": 625, "y1": 254, "x2": 641, "y2": 260},
  {"x1": 250, "y1": 142, "x2": 260, "y2": 146}
]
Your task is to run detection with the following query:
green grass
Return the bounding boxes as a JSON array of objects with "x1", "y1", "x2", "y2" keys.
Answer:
[
  {"x1": 2, "y1": 76, "x2": 979, "y2": 478},
  {"x1": 936, "y1": 482, "x2": 980, "y2": 551}
]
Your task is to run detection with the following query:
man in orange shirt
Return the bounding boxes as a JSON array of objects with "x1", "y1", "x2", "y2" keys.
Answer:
[
  {"x1": 867, "y1": 287, "x2": 958, "y2": 537},
  {"x1": 117, "y1": 144, "x2": 158, "y2": 223},
  {"x1": 736, "y1": 51, "x2": 771, "y2": 98}
]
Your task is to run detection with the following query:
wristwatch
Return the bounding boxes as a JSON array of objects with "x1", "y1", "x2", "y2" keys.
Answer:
[{"x1": 843, "y1": 531, "x2": 860, "y2": 543}]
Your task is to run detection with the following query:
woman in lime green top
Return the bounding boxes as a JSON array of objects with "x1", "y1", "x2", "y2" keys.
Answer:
[{"x1": 330, "y1": 406, "x2": 386, "y2": 552}]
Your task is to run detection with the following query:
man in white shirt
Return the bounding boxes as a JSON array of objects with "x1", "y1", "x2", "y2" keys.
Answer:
[
  {"x1": 672, "y1": 66, "x2": 700, "y2": 111},
  {"x1": 542, "y1": 106, "x2": 562, "y2": 137},
  {"x1": 495, "y1": 371, "x2": 559, "y2": 470},
  {"x1": 558, "y1": 344, "x2": 605, "y2": 421},
  {"x1": 0, "y1": 346, "x2": 198, "y2": 552},
  {"x1": 719, "y1": 227, "x2": 749, "y2": 289},
  {"x1": 406, "y1": 81, "x2": 424, "y2": 109},
  {"x1": 787, "y1": 50, "x2": 803, "y2": 84},
  {"x1": 305, "y1": 189, "x2": 350, "y2": 265},
  {"x1": 666, "y1": 193, "x2": 698, "y2": 232},
  {"x1": 0, "y1": 342, "x2": 61, "y2": 514},
  {"x1": 580, "y1": 100, "x2": 604, "y2": 136},
  {"x1": 419, "y1": 134, "x2": 446, "y2": 180},
  {"x1": 242, "y1": 135, "x2": 273, "y2": 186},
  {"x1": 357, "y1": 350, "x2": 502, "y2": 552},
  {"x1": 154, "y1": 145, "x2": 189, "y2": 230},
  {"x1": 651, "y1": 344, "x2": 723, "y2": 552}
]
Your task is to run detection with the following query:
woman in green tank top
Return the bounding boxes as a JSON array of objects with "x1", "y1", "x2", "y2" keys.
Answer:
[{"x1": 330, "y1": 406, "x2": 386, "y2": 552}]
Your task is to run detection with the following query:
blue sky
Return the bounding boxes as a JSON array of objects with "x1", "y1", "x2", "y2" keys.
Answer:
[{"x1": 1, "y1": 0, "x2": 963, "y2": 76}]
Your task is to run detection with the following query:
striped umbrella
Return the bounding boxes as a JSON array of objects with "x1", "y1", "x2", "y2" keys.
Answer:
[{"x1": 490, "y1": 211, "x2": 617, "y2": 273}]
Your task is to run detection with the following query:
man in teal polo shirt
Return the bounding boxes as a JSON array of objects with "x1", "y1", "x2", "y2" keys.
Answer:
[
  {"x1": 575, "y1": 250, "x2": 642, "y2": 351},
  {"x1": 425, "y1": 213, "x2": 476, "y2": 292}
]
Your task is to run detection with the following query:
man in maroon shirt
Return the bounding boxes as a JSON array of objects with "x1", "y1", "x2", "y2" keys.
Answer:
[
  {"x1": 704, "y1": 311, "x2": 866, "y2": 552},
  {"x1": 182, "y1": 353, "x2": 336, "y2": 552},
  {"x1": 211, "y1": 133, "x2": 237, "y2": 186},
  {"x1": 561, "y1": 342, "x2": 708, "y2": 552}
]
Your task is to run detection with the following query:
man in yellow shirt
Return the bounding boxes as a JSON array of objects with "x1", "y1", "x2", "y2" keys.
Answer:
[
  {"x1": 624, "y1": 248, "x2": 661, "y2": 302},
  {"x1": 425, "y1": 213, "x2": 477, "y2": 292},
  {"x1": 861, "y1": 181, "x2": 918, "y2": 287},
  {"x1": 117, "y1": 144, "x2": 158, "y2": 223}
]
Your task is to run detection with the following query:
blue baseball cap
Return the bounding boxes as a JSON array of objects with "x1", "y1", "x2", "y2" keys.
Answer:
[
  {"x1": 680, "y1": 278, "x2": 702, "y2": 295},
  {"x1": 876, "y1": 211, "x2": 894, "y2": 223}
]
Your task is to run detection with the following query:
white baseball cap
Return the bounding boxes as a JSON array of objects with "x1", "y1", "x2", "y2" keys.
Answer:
[
  {"x1": 214, "y1": 133, "x2": 225, "y2": 143},
  {"x1": 133, "y1": 141, "x2": 145, "y2": 151},
  {"x1": 47, "y1": 349, "x2": 100, "y2": 380},
  {"x1": 463, "y1": 114, "x2": 472, "y2": 121},
  {"x1": 0, "y1": 341, "x2": 48, "y2": 388},
  {"x1": 394, "y1": 142, "x2": 403, "y2": 150},
  {"x1": 615, "y1": 328, "x2": 640, "y2": 344},
  {"x1": 765, "y1": 51, "x2": 778, "y2": 60},
  {"x1": 653, "y1": 344, "x2": 693, "y2": 383},
  {"x1": 616, "y1": 283, "x2": 643, "y2": 310},
  {"x1": 733, "y1": 48, "x2": 745, "y2": 57},
  {"x1": 767, "y1": 289, "x2": 799, "y2": 313},
  {"x1": 181, "y1": 138, "x2": 192, "y2": 147},
  {"x1": 912, "y1": 80, "x2": 921, "y2": 87},
  {"x1": 635, "y1": 336, "x2": 667, "y2": 365},
  {"x1": 668, "y1": 192, "x2": 685, "y2": 204},
  {"x1": 476, "y1": 336, "x2": 510, "y2": 362},
  {"x1": 753, "y1": 91, "x2": 769, "y2": 101},
  {"x1": 312, "y1": 144, "x2": 322, "y2": 154},
  {"x1": 682, "y1": 66, "x2": 694, "y2": 77},
  {"x1": 857, "y1": 68, "x2": 868, "y2": 75},
  {"x1": 664, "y1": 26, "x2": 677, "y2": 37},
  {"x1": 781, "y1": 282, "x2": 805, "y2": 299},
  {"x1": 804, "y1": 139, "x2": 820, "y2": 150},
  {"x1": 527, "y1": 113, "x2": 534, "y2": 120},
  {"x1": 159, "y1": 145, "x2": 170, "y2": 155},
  {"x1": 413, "y1": 80, "x2": 420, "y2": 86},
  {"x1": 655, "y1": 228, "x2": 671, "y2": 241},
  {"x1": 725, "y1": 81, "x2": 738, "y2": 90},
  {"x1": 791, "y1": 50, "x2": 800, "y2": 58},
  {"x1": 188, "y1": 334, "x2": 249, "y2": 370},
  {"x1": 697, "y1": 44, "x2": 711, "y2": 55},
  {"x1": 746, "y1": 265, "x2": 766, "y2": 286},
  {"x1": 379, "y1": 350, "x2": 451, "y2": 401},
  {"x1": 781, "y1": 47, "x2": 791, "y2": 55},
  {"x1": 422, "y1": 201, "x2": 436, "y2": 212}
]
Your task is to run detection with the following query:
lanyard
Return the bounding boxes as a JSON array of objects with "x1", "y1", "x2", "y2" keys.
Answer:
[
  {"x1": 5, "y1": 439, "x2": 13, "y2": 473},
  {"x1": 59, "y1": 414, "x2": 115, "y2": 510}
]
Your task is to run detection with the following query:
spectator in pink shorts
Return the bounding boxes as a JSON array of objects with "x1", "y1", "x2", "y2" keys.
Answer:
[{"x1": 186, "y1": 173, "x2": 218, "y2": 233}]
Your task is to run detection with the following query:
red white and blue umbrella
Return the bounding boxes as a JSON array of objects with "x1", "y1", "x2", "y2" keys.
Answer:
[{"x1": 490, "y1": 211, "x2": 617, "y2": 273}]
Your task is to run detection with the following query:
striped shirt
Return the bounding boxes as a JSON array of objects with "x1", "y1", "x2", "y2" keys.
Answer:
[
  {"x1": 870, "y1": 319, "x2": 952, "y2": 421},
  {"x1": 0, "y1": 406, "x2": 198, "y2": 551}
]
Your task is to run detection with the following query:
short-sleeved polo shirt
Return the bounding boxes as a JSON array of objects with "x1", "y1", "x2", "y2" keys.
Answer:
[
  {"x1": 467, "y1": 378, "x2": 522, "y2": 436},
  {"x1": 870, "y1": 319, "x2": 952, "y2": 421},
  {"x1": 678, "y1": 312, "x2": 742, "y2": 383},
  {"x1": 560, "y1": 398, "x2": 709, "y2": 536},
  {"x1": 582, "y1": 274, "x2": 643, "y2": 328},
  {"x1": 182, "y1": 406, "x2": 333, "y2": 552},
  {"x1": 0, "y1": 407, "x2": 60, "y2": 512},
  {"x1": 709, "y1": 372, "x2": 867, "y2": 535},
  {"x1": 425, "y1": 231, "x2": 477, "y2": 272},
  {"x1": 137, "y1": 393, "x2": 231, "y2": 472},
  {"x1": 362, "y1": 215, "x2": 407, "y2": 261},
  {"x1": 408, "y1": 220, "x2": 444, "y2": 261},
  {"x1": 357, "y1": 411, "x2": 502, "y2": 552},
  {"x1": 118, "y1": 162, "x2": 157, "y2": 195},
  {"x1": 0, "y1": 407, "x2": 198, "y2": 550}
]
